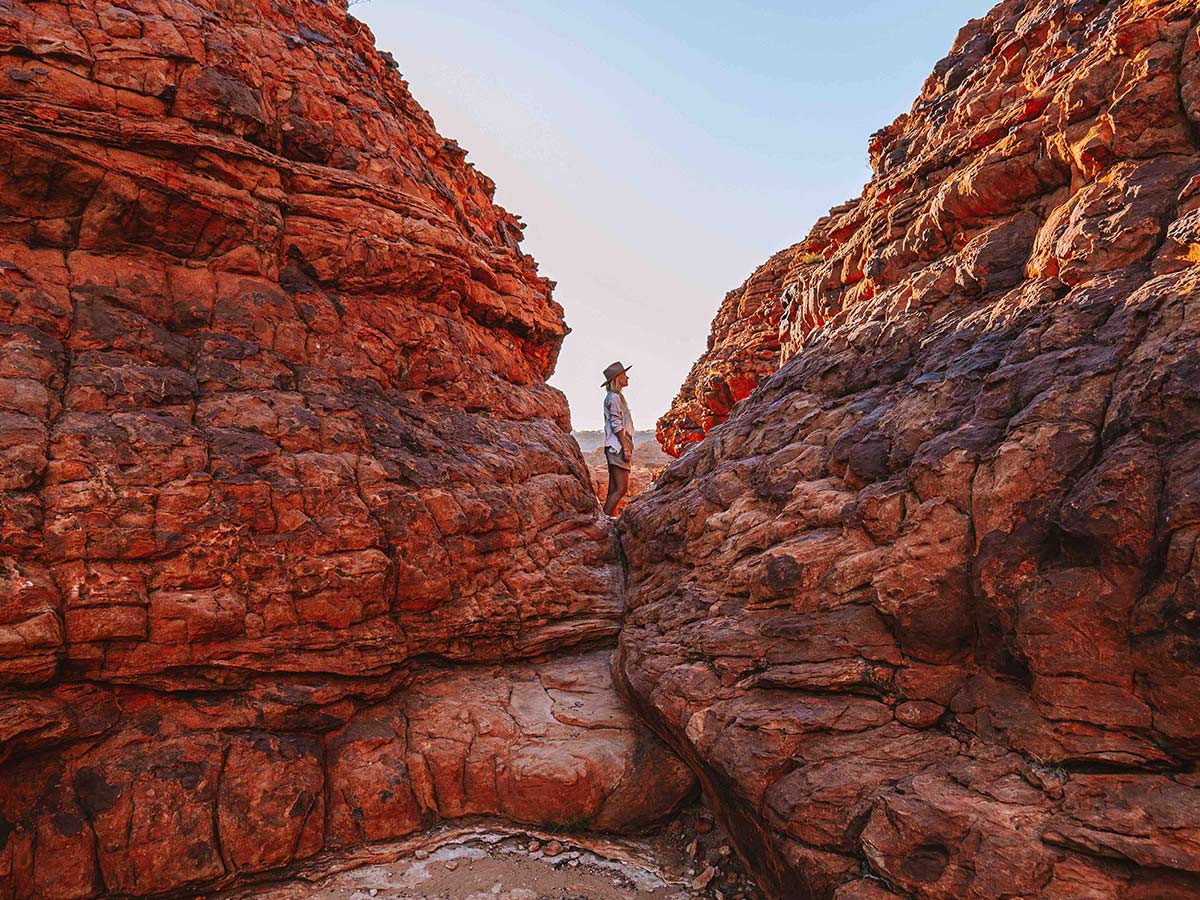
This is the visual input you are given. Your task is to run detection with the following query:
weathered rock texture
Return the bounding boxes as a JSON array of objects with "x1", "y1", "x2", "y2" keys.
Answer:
[
  {"x1": 0, "y1": 0, "x2": 691, "y2": 896},
  {"x1": 657, "y1": 244, "x2": 797, "y2": 458},
  {"x1": 2, "y1": 650, "x2": 693, "y2": 898},
  {"x1": 623, "y1": 1, "x2": 1200, "y2": 898}
]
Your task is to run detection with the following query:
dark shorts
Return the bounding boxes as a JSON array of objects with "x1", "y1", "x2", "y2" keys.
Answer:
[{"x1": 605, "y1": 447, "x2": 631, "y2": 471}]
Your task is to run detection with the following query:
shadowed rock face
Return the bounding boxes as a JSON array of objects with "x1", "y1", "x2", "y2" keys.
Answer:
[
  {"x1": 623, "y1": 1, "x2": 1200, "y2": 898},
  {"x1": 0, "y1": 0, "x2": 692, "y2": 895}
]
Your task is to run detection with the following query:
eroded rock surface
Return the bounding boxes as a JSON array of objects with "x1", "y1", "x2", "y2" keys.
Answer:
[
  {"x1": 0, "y1": 0, "x2": 691, "y2": 895},
  {"x1": 3, "y1": 650, "x2": 692, "y2": 897},
  {"x1": 0, "y1": 0, "x2": 619, "y2": 687},
  {"x1": 622, "y1": 1, "x2": 1200, "y2": 898},
  {"x1": 657, "y1": 245, "x2": 797, "y2": 458}
]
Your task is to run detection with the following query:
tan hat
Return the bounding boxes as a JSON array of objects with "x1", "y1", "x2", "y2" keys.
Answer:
[{"x1": 601, "y1": 361, "x2": 632, "y2": 386}]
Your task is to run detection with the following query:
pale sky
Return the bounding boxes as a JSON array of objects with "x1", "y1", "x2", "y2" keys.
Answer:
[{"x1": 353, "y1": 1, "x2": 995, "y2": 431}]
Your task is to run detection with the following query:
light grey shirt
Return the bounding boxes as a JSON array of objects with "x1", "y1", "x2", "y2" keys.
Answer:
[{"x1": 603, "y1": 390, "x2": 633, "y2": 453}]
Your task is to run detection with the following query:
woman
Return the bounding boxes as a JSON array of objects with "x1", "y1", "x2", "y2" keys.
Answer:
[{"x1": 601, "y1": 361, "x2": 634, "y2": 516}]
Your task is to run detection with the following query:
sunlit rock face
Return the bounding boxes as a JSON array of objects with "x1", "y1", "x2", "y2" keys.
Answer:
[
  {"x1": 0, "y1": 0, "x2": 692, "y2": 895},
  {"x1": 656, "y1": 246, "x2": 796, "y2": 458},
  {"x1": 622, "y1": 1, "x2": 1200, "y2": 898}
]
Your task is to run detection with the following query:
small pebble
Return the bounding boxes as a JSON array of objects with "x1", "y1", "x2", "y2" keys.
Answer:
[
  {"x1": 668, "y1": 820, "x2": 684, "y2": 835},
  {"x1": 414, "y1": 849, "x2": 429, "y2": 860},
  {"x1": 444, "y1": 860, "x2": 458, "y2": 871},
  {"x1": 542, "y1": 840, "x2": 563, "y2": 858},
  {"x1": 696, "y1": 816, "x2": 715, "y2": 834},
  {"x1": 528, "y1": 839, "x2": 541, "y2": 853},
  {"x1": 368, "y1": 891, "x2": 378, "y2": 898},
  {"x1": 691, "y1": 865, "x2": 717, "y2": 889}
]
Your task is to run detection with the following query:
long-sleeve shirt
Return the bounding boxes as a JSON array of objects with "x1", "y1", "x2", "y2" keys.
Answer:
[{"x1": 603, "y1": 390, "x2": 633, "y2": 453}]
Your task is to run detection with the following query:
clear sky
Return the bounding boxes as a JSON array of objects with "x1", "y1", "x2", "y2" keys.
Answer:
[{"x1": 353, "y1": 1, "x2": 995, "y2": 431}]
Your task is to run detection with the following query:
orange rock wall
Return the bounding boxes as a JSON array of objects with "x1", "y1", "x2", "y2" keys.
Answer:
[
  {"x1": 623, "y1": 1, "x2": 1200, "y2": 898},
  {"x1": 0, "y1": 1, "x2": 691, "y2": 896}
]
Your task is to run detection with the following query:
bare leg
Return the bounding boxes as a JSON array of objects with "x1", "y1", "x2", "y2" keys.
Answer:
[{"x1": 603, "y1": 464, "x2": 629, "y2": 516}]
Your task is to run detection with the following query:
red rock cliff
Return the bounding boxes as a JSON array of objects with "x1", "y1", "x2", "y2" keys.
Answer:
[
  {"x1": 0, "y1": 1, "x2": 692, "y2": 896},
  {"x1": 656, "y1": 244, "x2": 795, "y2": 458},
  {"x1": 622, "y1": 1, "x2": 1200, "y2": 898}
]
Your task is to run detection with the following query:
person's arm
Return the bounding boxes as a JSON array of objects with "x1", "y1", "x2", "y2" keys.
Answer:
[
  {"x1": 606, "y1": 395, "x2": 632, "y2": 456},
  {"x1": 618, "y1": 401, "x2": 634, "y2": 458}
]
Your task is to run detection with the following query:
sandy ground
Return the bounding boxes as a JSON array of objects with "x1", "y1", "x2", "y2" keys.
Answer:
[
  {"x1": 213, "y1": 809, "x2": 765, "y2": 900},
  {"x1": 229, "y1": 833, "x2": 688, "y2": 900}
]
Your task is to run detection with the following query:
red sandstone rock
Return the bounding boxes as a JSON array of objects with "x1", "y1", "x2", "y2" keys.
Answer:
[
  {"x1": 656, "y1": 245, "x2": 796, "y2": 458},
  {"x1": 327, "y1": 650, "x2": 693, "y2": 846},
  {"x1": 0, "y1": 0, "x2": 691, "y2": 896},
  {"x1": 622, "y1": 1, "x2": 1200, "y2": 898},
  {"x1": 0, "y1": 0, "x2": 620, "y2": 686},
  {"x1": 1, "y1": 650, "x2": 691, "y2": 897}
]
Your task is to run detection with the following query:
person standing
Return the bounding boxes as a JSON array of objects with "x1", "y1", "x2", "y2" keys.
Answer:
[{"x1": 601, "y1": 361, "x2": 634, "y2": 516}]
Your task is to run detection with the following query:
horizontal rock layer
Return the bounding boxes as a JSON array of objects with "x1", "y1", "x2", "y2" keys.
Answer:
[
  {"x1": 0, "y1": 0, "x2": 690, "y2": 896},
  {"x1": 623, "y1": 1, "x2": 1200, "y2": 898},
  {"x1": 2, "y1": 648, "x2": 693, "y2": 897}
]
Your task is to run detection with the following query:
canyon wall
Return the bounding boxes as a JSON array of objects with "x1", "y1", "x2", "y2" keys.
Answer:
[
  {"x1": 623, "y1": 1, "x2": 1200, "y2": 898},
  {"x1": 0, "y1": 1, "x2": 692, "y2": 896}
]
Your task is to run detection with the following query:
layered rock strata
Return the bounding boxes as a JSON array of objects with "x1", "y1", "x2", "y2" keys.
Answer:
[
  {"x1": 0, "y1": 0, "x2": 691, "y2": 896},
  {"x1": 3, "y1": 650, "x2": 692, "y2": 897},
  {"x1": 622, "y1": 1, "x2": 1200, "y2": 898}
]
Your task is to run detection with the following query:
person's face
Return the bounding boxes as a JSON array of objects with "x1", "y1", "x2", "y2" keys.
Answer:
[{"x1": 617, "y1": 371, "x2": 629, "y2": 389}]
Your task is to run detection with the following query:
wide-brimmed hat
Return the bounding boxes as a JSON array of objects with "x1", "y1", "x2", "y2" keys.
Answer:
[{"x1": 601, "y1": 361, "x2": 632, "y2": 386}]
